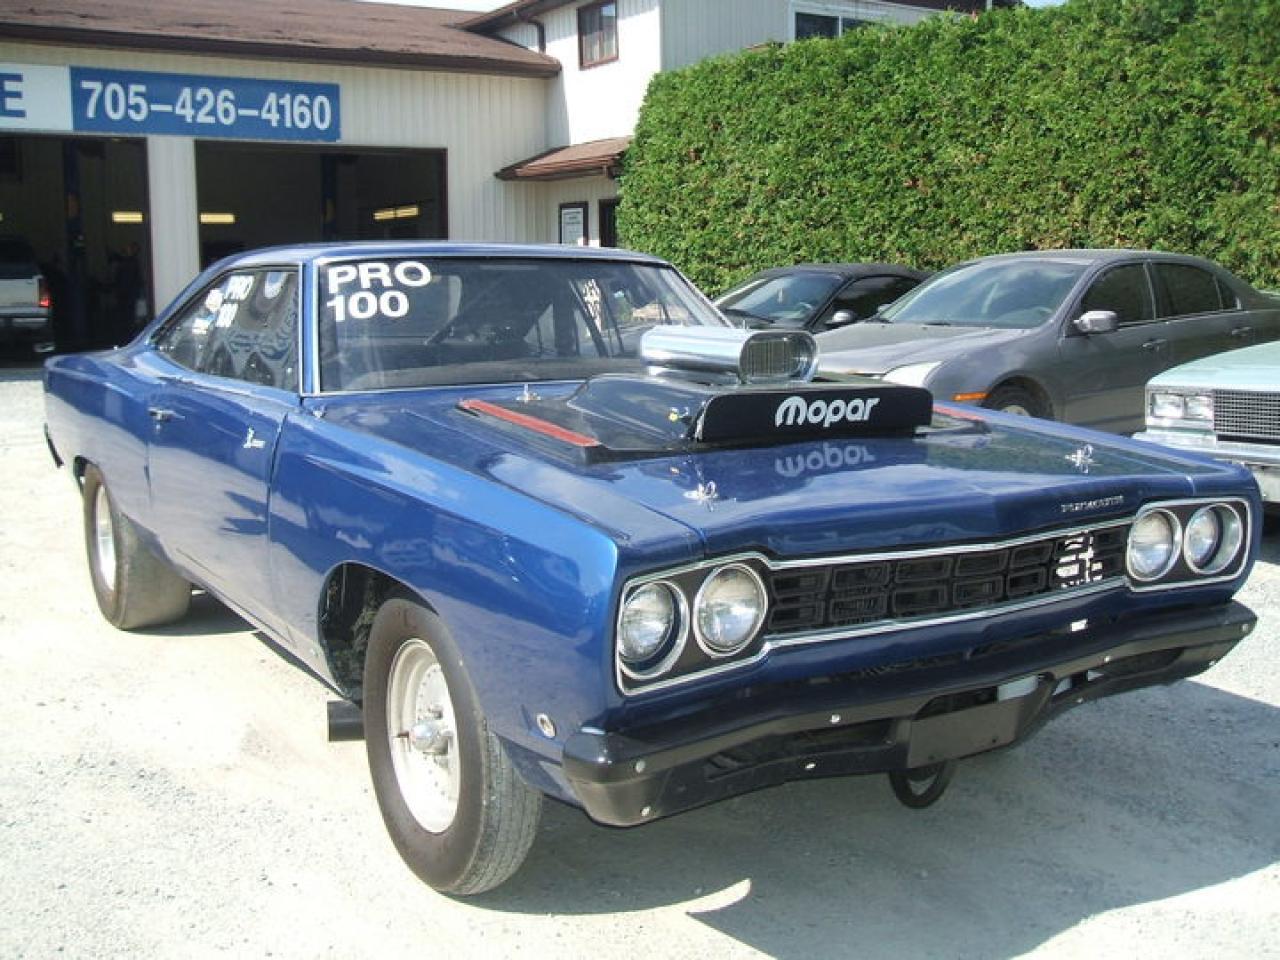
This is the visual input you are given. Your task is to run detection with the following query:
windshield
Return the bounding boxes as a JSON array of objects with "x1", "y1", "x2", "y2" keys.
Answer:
[
  {"x1": 715, "y1": 272, "x2": 843, "y2": 323},
  {"x1": 879, "y1": 259, "x2": 1089, "y2": 329},
  {"x1": 318, "y1": 257, "x2": 727, "y2": 391}
]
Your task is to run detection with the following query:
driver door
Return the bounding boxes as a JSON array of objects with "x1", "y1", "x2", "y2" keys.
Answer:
[
  {"x1": 1056, "y1": 262, "x2": 1167, "y2": 433},
  {"x1": 146, "y1": 267, "x2": 300, "y2": 629}
]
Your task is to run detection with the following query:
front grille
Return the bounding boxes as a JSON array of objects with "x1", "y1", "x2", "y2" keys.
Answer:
[
  {"x1": 766, "y1": 525, "x2": 1128, "y2": 637},
  {"x1": 1213, "y1": 389, "x2": 1280, "y2": 444}
]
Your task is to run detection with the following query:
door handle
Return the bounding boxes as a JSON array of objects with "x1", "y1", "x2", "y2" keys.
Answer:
[
  {"x1": 1141, "y1": 339, "x2": 1167, "y2": 351},
  {"x1": 147, "y1": 406, "x2": 179, "y2": 422},
  {"x1": 1230, "y1": 326, "x2": 1252, "y2": 338}
]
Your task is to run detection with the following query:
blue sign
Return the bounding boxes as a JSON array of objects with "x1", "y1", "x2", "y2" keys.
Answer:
[{"x1": 70, "y1": 67, "x2": 340, "y2": 142}]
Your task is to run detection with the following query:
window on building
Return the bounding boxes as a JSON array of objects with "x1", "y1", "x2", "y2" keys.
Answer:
[
  {"x1": 794, "y1": 11, "x2": 872, "y2": 40},
  {"x1": 579, "y1": 1, "x2": 618, "y2": 68}
]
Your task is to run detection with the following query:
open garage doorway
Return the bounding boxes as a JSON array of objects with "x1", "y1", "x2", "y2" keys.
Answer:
[
  {"x1": 0, "y1": 134, "x2": 149, "y2": 352},
  {"x1": 195, "y1": 143, "x2": 447, "y2": 267}
]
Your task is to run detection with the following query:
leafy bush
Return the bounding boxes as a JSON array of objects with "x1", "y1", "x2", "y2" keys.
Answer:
[{"x1": 618, "y1": 0, "x2": 1280, "y2": 293}]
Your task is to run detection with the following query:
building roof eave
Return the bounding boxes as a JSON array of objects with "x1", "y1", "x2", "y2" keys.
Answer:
[{"x1": 495, "y1": 137, "x2": 631, "y2": 182}]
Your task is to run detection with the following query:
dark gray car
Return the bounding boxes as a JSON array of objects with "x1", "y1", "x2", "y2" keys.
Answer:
[
  {"x1": 715, "y1": 263, "x2": 927, "y2": 332},
  {"x1": 817, "y1": 250, "x2": 1280, "y2": 434}
]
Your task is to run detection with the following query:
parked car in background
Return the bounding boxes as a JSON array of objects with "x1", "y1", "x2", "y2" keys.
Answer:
[
  {"x1": 45, "y1": 243, "x2": 1262, "y2": 895},
  {"x1": 715, "y1": 262, "x2": 927, "y2": 332},
  {"x1": 0, "y1": 236, "x2": 54, "y2": 355},
  {"x1": 818, "y1": 250, "x2": 1280, "y2": 434},
  {"x1": 1135, "y1": 338, "x2": 1280, "y2": 507}
]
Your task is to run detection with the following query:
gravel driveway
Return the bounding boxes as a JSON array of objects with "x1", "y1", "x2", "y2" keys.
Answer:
[{"x1": 1, "y1": 364, "x2": 1276, "y2": 959}]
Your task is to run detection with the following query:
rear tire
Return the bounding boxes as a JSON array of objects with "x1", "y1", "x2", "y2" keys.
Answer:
[
  {"x1": 983, "y1": 385, "x2": 1048, "y2": 419},
  {"x1": 363, "y1": 593, "x2": 541, "y2": 895},
  {"x1": 82, "y1": 464, "x2": 191, "y2": 630}
]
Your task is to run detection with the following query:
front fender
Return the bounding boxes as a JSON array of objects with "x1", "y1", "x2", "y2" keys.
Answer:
[{"x1": 265, "y1": 413, "x2": 682, "y2": 766}]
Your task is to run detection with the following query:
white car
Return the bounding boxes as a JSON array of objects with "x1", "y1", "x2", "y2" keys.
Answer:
[
  {"x1": 1135, "y1": 339, "x2": 1280, "y2": 506},
  {"x1": 0, "y1": 236, "x2": 54, "y2": 354}
]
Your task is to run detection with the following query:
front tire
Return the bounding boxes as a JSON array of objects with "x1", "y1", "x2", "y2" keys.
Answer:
[
  {"x1": 983, "y1": 384, "x2": 1049, "y2": 419},
  {"x1": 82, "y1": 464, "x2": 191, "y2": 629},
  {"x1": 363, "y1": 594, "x2": 541, "y2": 895}
]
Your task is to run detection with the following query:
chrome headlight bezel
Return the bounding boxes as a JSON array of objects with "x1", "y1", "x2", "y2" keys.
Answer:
[
  {"x1": 1126, "y1": 497, "x2": 1252, "y2": 590},
  {"x1": 616, "y1": 580, "x2": 688, "y2": 682},
  {"x1": 614, "y1": 558, "x2": 773, "y2": 694},
  {"x1": 1126, "y1": 507, "x2": 1182, "y2": 582},
  {"x1": 692, "y1": 563, "x2": 769, "y2": 659},
  {"x1": 1183, "y1": 503, "x2": 1245, "y2": 576}
]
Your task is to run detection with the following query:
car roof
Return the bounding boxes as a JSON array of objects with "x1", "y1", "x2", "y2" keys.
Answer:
[
  {"x1": 221, "y1": 241, "x2": 670, "y2": 270},
  {"x1": 957, "y1": 249, "x2": 1221, "y2": 268},
  {"x1": 749, "y1": 262, "x2": 928, "y2": 281}
]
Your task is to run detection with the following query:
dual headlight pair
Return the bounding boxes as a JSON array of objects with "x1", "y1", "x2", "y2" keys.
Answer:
[
  {"x1": 617, "y1": 563, "x2": 768, "y2": 684},
  {"x1": 1149, "y1": 389, "x2": 1213, "y2": 423},
  {"x1": 1127, "y1": 501, "x2": 1246, "y2": 584}
]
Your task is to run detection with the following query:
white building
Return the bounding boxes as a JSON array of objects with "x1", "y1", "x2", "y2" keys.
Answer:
[{"x1": 0, "y1": 0, "x2": 995, "y2": 345}]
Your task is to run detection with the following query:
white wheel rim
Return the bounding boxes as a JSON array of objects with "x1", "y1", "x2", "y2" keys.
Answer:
[
  {"x1": 386, "y1": 638, "x2": 461, "y2": 833},
  {"x1": 1001, "y1": 403, "x2": 1032, "y2": 416},
  {"x1": 93, "y1": 485, "x2": 117, "y2": 588}
]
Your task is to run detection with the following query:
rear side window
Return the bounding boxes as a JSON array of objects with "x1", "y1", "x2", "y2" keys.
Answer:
[
  {"x1": 830, "y1": 275, "x2": 919, "y2": 321},
  {"x1": 1155, "y1": 263, "x2": 1223, "y2": 317},
  {"x1": 156, "y1": 268, "x2": 299, "y2": 390},
  {"x1": 1079, "y1": 264, "x2": 1154, "y2": 327}
]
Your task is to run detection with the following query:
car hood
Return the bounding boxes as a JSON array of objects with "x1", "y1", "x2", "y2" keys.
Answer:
[
  {"x1": 817, "y1": 323, "x2": 1027, "y2": 376},
  {"x1": 1148, "y1": 339, "x2": 1280, "y2": 391},
  {"x1": 308, "y1": 386, "x2": 1245, "y2": 566}
]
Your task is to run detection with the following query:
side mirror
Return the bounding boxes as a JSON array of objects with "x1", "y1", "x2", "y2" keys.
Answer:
[
  {"x1": 1074, "y1": 309, "x2": 1118, "y2": 334},
  {"x1": 828, "y1": 309, "x2": 859, "y2": 329}
]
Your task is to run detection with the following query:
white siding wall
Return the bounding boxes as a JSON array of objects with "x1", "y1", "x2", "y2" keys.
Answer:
[
  {"x1": 0, "y1": 42, "x2": 552, "y2": 303},
  {"x1": 661, "y1": 0, "x2": 936, "y2": 70},
  {"x1": 661, "y1": 0, "x2": 786, "y2": 71},
  {"x1": 536, "y1": 0, "x2": 663, "y2": 148}
]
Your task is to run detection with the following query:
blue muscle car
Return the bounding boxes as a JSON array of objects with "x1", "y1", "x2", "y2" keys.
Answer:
[{"x1": 44, "y1": 243, "x2": 1262, "y2": 895}]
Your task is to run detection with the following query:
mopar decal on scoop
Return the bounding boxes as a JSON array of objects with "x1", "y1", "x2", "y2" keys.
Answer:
[
  {"x1": 696, "y1": 385, "x2": 934, "y2": 443},
  {"x1": 775, "y1": 395, "x2": 881, "y2": 428}
]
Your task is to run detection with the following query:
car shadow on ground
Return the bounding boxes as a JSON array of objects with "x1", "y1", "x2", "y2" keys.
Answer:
[
  {"x1": 481, "y1": 678, "x2": 1278, "y2": 958},
  {"x1": 143, "y1": 592, "x2": 252, "y2": 638}
]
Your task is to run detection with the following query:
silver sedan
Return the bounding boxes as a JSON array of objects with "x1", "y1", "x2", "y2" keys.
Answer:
[{"x1": 818, "y1": 249, "x2": 1280, "y2": 434}]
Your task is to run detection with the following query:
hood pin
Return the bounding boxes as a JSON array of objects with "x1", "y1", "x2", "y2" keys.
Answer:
[{"x1": 684, "y1": 480, "x2": 719, "y2": 506}]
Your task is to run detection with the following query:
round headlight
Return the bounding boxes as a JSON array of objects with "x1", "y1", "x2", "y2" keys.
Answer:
[
  {"x1": 1184, "y1": 504, "x2": 1244, "y2": 575},
  {"x1": 618, "y1": 581, "x2": 684, "y2": 675},
  {"x1": 1127, "y1": 509, "x2": 1181, "y2": 581},
  {"x1": 694, "y1": 564, "x2": 768, "y2": 657}
]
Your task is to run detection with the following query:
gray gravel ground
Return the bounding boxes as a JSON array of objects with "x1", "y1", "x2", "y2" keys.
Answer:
[{"x1": 1, "y1": 363, "x2": 1277, "y2": 960}]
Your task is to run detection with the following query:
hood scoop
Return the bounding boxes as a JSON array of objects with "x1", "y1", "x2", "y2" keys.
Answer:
[{"x1": 456, "y1": 326, "x2": 934, "y2": 462}]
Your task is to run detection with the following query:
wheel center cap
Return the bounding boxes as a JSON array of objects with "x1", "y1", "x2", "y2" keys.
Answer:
[{"x1": 408, "y1": 718, "x2": 452, "y2": 756}]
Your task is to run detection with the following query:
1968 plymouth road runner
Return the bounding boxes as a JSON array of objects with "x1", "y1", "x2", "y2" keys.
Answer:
[{"x1": 44, "y1": 243, "x2": 1261, "y2": 894}]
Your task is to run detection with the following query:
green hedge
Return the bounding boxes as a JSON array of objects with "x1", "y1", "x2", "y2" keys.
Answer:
[{"x1": 618, "y1": 0, "x2": 1280, "y2": 294}]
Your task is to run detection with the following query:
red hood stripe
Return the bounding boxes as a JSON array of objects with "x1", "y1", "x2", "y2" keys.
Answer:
[{"x1": 458, "y1": 398, "x2": 600, "y2": 449}]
